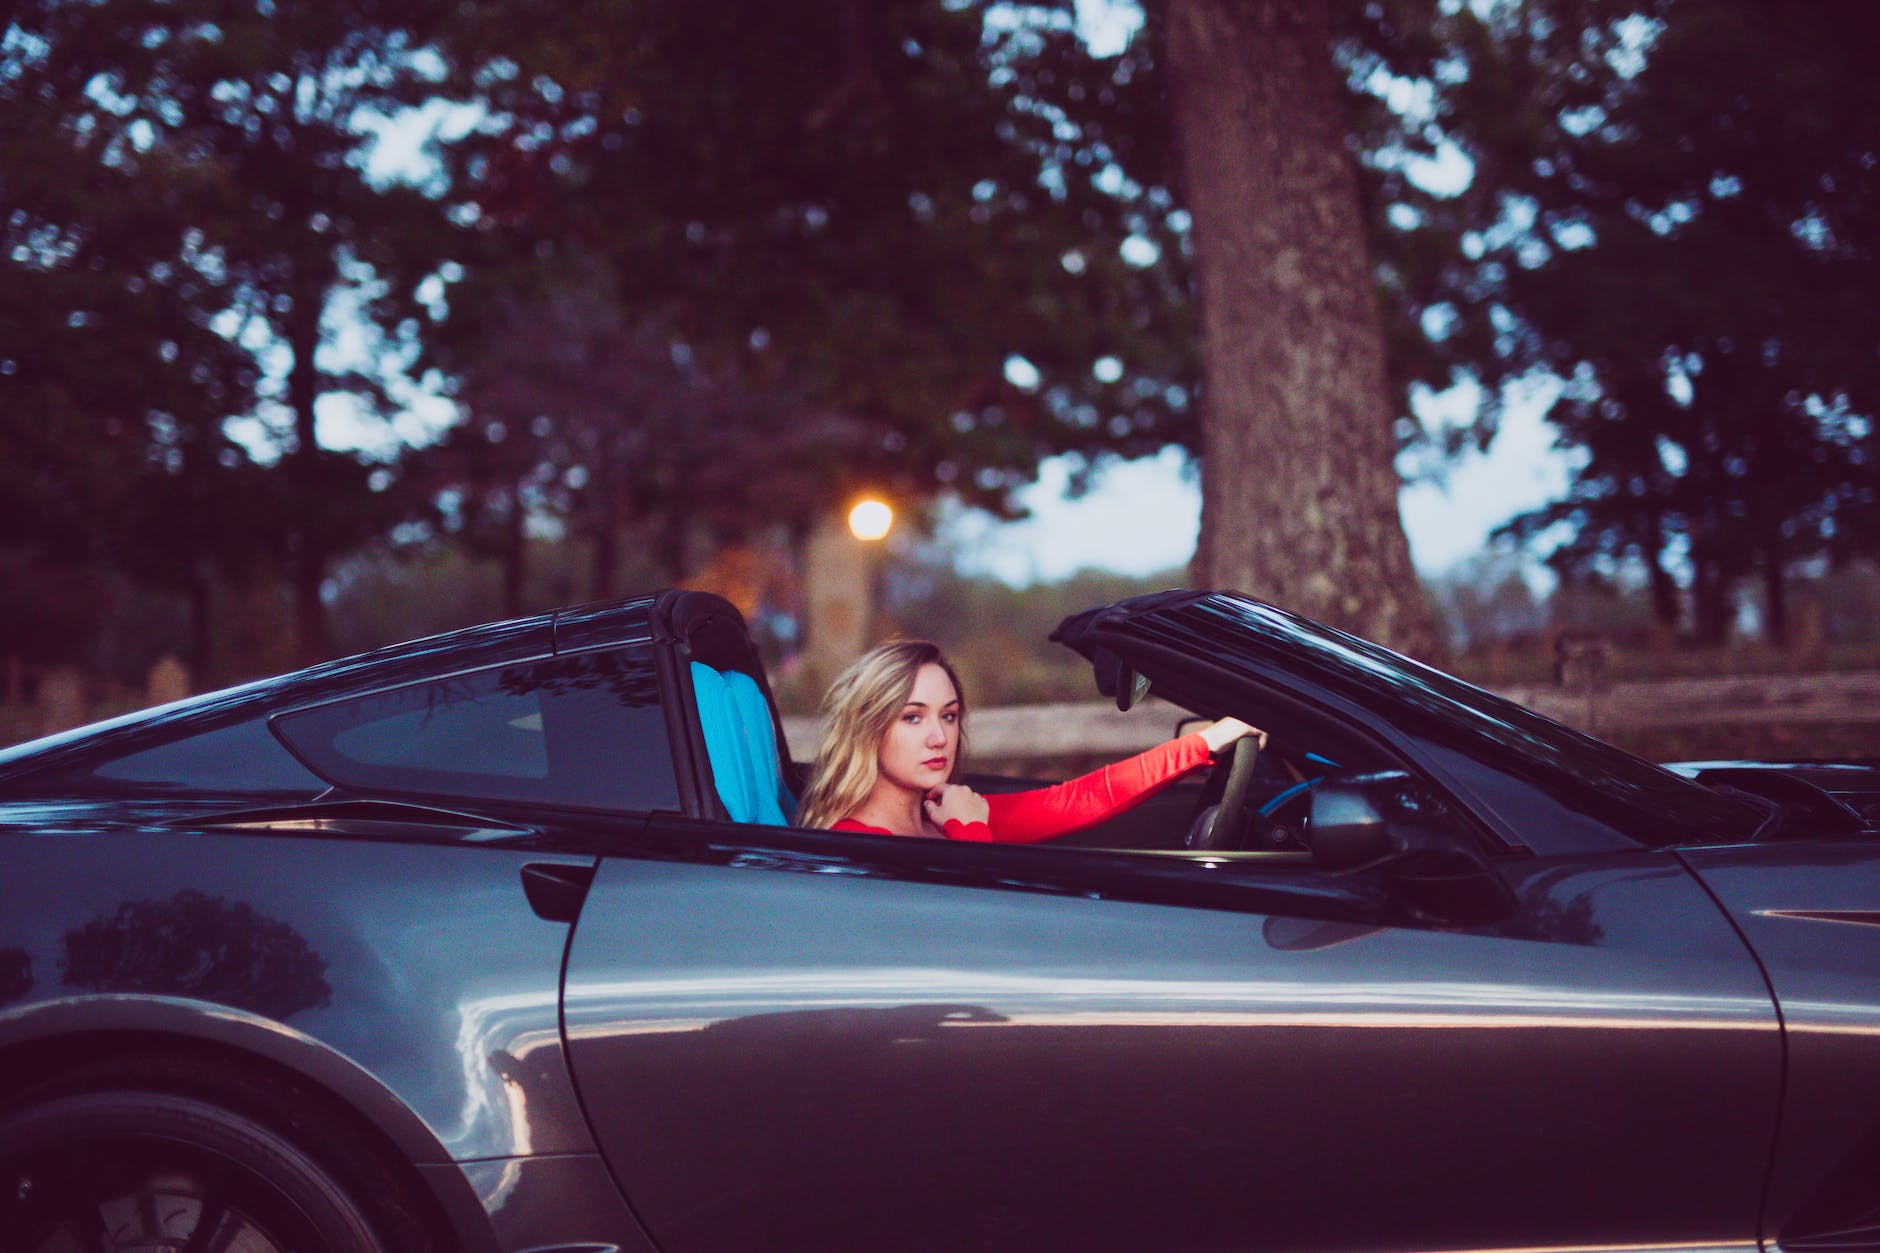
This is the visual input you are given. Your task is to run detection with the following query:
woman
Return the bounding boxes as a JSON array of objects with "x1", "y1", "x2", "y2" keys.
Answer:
[{"x1": 795, "y1": 639, "x2": 1262, "y2": 842}]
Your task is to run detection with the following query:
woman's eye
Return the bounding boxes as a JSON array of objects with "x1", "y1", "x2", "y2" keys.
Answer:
[{"x1": 940, "y1": 711, "x2": 958, "y2": 723}]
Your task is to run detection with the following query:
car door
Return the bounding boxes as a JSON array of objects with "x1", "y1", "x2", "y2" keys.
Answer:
[
  {"x1": 1676, "y1": 840, "x2": 1880, "y2": 1250},
  {"x1": 562, "y1": 818, "x2": 1779, "y2": 1253}
]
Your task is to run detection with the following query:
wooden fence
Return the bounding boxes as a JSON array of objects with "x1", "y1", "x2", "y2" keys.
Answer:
[{"x1": 1496, "y1": 671, "x2": 1880, "y2": 737}]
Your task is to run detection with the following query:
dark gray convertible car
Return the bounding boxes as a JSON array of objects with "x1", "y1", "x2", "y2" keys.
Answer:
[{"x1": 2, "y1": 588, "x2": 1877, "y2": 1253}]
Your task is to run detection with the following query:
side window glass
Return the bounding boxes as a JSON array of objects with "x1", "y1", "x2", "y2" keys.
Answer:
[
  {"x1": 274, "y1": 646, "x2": 679, "y2": 813},
  {"x1": 60, "y1": 718, "x2": 327, "y2": 798}
]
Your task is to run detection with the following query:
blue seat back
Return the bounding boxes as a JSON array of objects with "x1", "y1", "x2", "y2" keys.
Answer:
[
  {"x1": 724, "y1": 669, "x2": 795, "y2": 821},
  {"x1": 691, "y1": 661, "x2": 790, "y2": 825}
]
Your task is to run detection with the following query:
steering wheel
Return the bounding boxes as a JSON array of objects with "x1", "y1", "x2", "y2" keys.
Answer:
[{"x1": 1184, "y1": 733, "x2": 1261, "y2": 851}]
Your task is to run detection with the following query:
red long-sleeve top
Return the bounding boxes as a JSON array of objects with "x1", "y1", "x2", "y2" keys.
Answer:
[{"x1": 831, "y1": 733, "x2": 1212, "y2": 844}]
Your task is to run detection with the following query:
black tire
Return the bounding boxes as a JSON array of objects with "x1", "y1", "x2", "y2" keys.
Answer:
[{"x1": 0, "y1": 1089, "x2": 387, "y2": 1253}]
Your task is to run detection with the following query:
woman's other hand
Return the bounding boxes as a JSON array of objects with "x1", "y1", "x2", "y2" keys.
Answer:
[
  {"x1": 1199, "y1": 716, "x2": 1267, "y2": 755},
  {"x1": 924, "y1": 783, "x2": 990, "y2": 830}
]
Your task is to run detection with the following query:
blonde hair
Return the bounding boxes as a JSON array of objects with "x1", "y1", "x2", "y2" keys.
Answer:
[{"x1": 796, "y1": 640, "x2": 967, "y2": 829}]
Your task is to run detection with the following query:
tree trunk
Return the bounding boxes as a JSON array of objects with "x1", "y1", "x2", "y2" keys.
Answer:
[
  {"x1": 588, "y1": 438, "x2": 619, "y2": 599},
  {"x1": 500, "y1": 478, "x2": 527, "y2": 617},
  {"x1": 1761, "y1": 532, "x2": 1788, "y2": 647},
  {"x1": 1166, "y1": 0, "x2": 1438, "y2": 659},
  {"x1": 186, "y1": 562, "x2": 214, "y2": 687},
  {"x1": 1690, "y1": 549, "x2": 1732, "y2": 646},
  {"x1": 285, "y1": 280, "x2": 330, "y2": 664},
  {"x1": 589, "y1": 520, "x2": 618, "y2": 601},
  {"x1": 1639, "y1": 507, "x2": 1681, "y2": 631},
  {"x1": 660, "y1": 513, "x2": 690, "y2": 585}
]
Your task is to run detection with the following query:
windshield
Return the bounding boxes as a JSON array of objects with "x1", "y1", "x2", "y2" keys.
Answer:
[{"x1": 1156, "y1": 596, "x2": 1766, "y2": 848}]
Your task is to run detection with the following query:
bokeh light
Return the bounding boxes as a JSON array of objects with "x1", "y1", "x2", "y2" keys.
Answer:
[{"x1": 848, "y1": 499, "x2": 893, "y2": 542}]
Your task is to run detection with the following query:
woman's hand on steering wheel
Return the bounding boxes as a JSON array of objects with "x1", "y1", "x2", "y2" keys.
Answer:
[
  {"x1": 1199, "y1": 717, "x2": 1267, "y2": 756},
  {"x1": 1185, "y1": 722, "x2": 1269, "y2": 851}
]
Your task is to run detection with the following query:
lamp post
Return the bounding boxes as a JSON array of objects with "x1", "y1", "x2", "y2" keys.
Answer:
[{"x1": 805, "y1": 496, "x2": 893, "y2": 685}]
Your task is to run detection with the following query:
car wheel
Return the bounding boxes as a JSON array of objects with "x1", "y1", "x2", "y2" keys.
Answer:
[{"x1": 0, "y1": 1090, "x2": 387, "y2": 1253}]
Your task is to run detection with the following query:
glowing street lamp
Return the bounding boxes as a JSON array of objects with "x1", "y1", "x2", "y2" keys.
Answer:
[
  {"x1": 847, "y1": 498, "x2": 893, "y2": 542},
  {"x1": 807, "y1": 498, "x2": 895, "y2": 680}
]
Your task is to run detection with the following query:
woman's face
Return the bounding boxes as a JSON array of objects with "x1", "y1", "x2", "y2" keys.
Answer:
[{"x1": 876, "y1": 662, "x2": 960, "y2": 794}]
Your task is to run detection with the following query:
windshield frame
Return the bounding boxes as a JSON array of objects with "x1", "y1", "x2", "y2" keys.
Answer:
[{"x1": 1082, "y1": 593, "x2": 1767, "y2": 850}]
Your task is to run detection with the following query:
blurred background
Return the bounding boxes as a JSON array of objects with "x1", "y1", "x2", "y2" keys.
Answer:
[{"x1": 2, "y1": 0, "x2": 1875, "y2": 761}]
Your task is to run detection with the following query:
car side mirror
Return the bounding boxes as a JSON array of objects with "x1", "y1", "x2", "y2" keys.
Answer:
[
  {"x1": 1307, "y1": 773, "x2": 1509, "y2": 923},
  {"x1": 1306, "y1": 779, "x2": 1396, "y2": 871}
]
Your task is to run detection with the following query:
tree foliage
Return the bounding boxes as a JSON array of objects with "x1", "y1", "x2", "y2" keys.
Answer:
[
  {"x1": 431, "y1": 0, "x2": 1505, "y2": 653},
  {"x1": 4, "y1": 0, "x2": 466, "y2": 666},
  {"x1": 1480, "y1": 0, "x2": 1879, "y2": 642},
  {"x1": 9, "y1": 0, "x2": 1877, "y2": 682},
  {"x1": 435, "y1": 0, "x2": 1197, "y2": 515},
  {"x1": 2, "y1": 6, "x2": 279, "y2": 676},
  {"x1": 415, "y1": 256, "x2": 840, "y2": 607}
]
